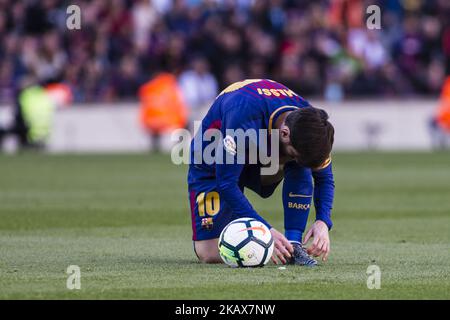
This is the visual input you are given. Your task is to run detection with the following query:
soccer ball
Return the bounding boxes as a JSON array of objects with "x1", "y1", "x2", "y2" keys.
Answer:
[{"x1": 218, "y1": 218, "x2": 274, "y2": 267}]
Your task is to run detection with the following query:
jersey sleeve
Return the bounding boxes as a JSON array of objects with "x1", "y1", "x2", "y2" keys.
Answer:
[
  {"x1": 312, "y1": 160, "x2": 335, "y2": 230},
  {"x1": 214, "y1": 99, "x2": 272, "y2": 229}
]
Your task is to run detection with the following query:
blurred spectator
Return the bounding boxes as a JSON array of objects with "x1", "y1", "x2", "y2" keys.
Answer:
[
  {"x1": 132, "y1": 0, "x2": 158, "y2": 52},
  {"x1": 111, "y1": 54, "x2": 145, "y2": 99},
  {"x1": 0, "y1": 0, "x2": 448, "y2": 105},
  {"x1": 21, "y1": 30, "x2": 67, "y2": 83},
  {"x1": 178, "y1": 56, "x2": 218, "y2": 120}
]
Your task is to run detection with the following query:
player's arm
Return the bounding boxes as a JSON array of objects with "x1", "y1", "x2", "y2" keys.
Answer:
[
  {"x1": 214, "y1": 105, "x2": 271, "y2": 227},
  {"x1": 215, "y1": 160, "x2": 293, "y2": 263},
  {"x1": 312, "y1": 159, "x2": 334, "y2": 230},
  {"x1": 215, "y1": 161, "x2": 270, "y2": 227},
  {"x1": 304, "y1": 160, "x2": 335, "y2": 261}
]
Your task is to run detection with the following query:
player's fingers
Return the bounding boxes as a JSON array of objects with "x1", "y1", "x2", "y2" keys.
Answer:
[
  {"x1": 307, "y1": 237, "x2": 320, "y2": 255},
  {"x1": 279, "y1": 244, "x2": 291, "y2": 259},
  {"x1": 271, "y1": 255, "x2": 278, "y2": 265},
  {"x1": 312, "y1": 235, "x2": 320, "y2": 248},
  {"x1": 310, "y1": 239, "x2": 324, "y2": 256},
  {"x1": 306, "y1": 239, "x2": 318, "y2": 255},
  {"x1": 323, "y1": 243, "x2": 330, "y2": 261},
  {"x1": 279, "y1": 237, "x2": 293, "y2": 256},
  {"x1": 285, "y1": 239, "x2": 294, "y2": 254},
  {"x1": 271, "y1": 248, "x2": 279, "y2": 264},
  {"x1": 272, "y1": 247, "x2": 279, "y2": 264},
  {"x1": 303, "y1": 228, "x2": 313, "y2": 245},
  {"x1": 320, "y1": 242, "x2": 329, "y2": 261},
  {"x1": 278, "y1": 253, "x2": 287, "y2": 264},
  {"x1": 274, "y1": 244, "x2": 287, "y2": 264},
  {"x1": 274, "y1": 238, "x2": 291, "y2": 258},
  {"x1": 317, "y1": 240, "x2": 327, "y2": 258},
  {"x1": 275, "y1": 244, "x2": 287, "y2": 264}
]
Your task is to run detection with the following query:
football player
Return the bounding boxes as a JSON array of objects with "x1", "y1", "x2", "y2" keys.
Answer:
[{"x1": 188, "y1": 79, "x2": 335, "y2": 266}]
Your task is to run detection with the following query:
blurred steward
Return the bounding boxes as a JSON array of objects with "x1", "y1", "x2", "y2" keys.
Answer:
[
  {"x1": 437, "y1": 77, "x2": 450, "y2": 132},
  {"x1": 0, "y1": 77, "x2": 57, "y2": 151},
  {"x1": 430, "y1": 76, "x2": 450, "y2": 149},
  {"x1": 139, "y1": 72, "x2": 188, "y2": 152}
]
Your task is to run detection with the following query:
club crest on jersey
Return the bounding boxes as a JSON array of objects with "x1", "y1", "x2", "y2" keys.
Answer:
[
  {"x1": 223, "y1": 135, "x2": 237, "y2": 155},
  {"x1": 201, "y1": 217, "x2": 213, "y2": 230}
]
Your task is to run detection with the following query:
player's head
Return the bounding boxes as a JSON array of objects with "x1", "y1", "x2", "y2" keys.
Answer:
[{"x1": 280, "y1": 107, "x2": 334, "y2": 168}]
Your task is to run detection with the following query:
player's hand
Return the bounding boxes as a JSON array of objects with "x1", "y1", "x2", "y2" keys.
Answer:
[
  {"x1": 303, "y1": 220, "x2": 330, "y2": 261},
  {"x1": 270, "y1": 228, "x2": 293, "y2": 265}
]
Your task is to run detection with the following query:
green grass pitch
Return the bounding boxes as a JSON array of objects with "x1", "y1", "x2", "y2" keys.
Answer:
[{"x1": 0, "y1": 152, "x2": 449, "y2": 299}]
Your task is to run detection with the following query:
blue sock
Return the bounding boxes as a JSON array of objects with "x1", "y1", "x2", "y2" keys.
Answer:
[{"x1": 282, "y1": 162, "x2": 313, "y2": 243}]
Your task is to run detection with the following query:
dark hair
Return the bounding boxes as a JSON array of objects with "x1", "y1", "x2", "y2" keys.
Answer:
[{"x1": 285, "y1": 107, "x2": 334, "y2": 168}]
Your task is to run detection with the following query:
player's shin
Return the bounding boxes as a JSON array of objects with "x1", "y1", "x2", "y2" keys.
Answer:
[{"x1": 282, "y1": 164, "x2": 313, "y2": 243}]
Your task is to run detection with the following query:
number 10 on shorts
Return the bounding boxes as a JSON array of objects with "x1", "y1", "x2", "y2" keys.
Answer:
[{"x1": 196, "y1": 192, "x2": 220, "y2": 216}]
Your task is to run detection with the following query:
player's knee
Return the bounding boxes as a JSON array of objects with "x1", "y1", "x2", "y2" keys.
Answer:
[
  {"x1": 196, "y1": 250, "x2": 221, "y2": 264},
  {"x1": 197, "y1": 253, "x2": 221, "y2": 264},
  {"x1": 194, "y1": 240, "x2": 221, "y2": 264}
]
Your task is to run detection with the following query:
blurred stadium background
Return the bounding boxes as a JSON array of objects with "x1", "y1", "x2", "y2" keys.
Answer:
[
  {"x1": 0, "y1": 0, "x2": 449, "y2": 152},
  {"x1": 0, "y1": 0, "x2": 450, "y2": 299}
]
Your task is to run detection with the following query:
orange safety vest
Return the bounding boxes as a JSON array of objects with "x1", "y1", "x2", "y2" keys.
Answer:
[
  {"x1": 139, "y1": 73, "x2": 188, "y2": 134},
  {"x1": 436, "y1": 76, "x2": 450, "y2": 132}
]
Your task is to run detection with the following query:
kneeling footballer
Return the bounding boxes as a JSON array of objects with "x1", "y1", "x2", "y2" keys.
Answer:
[{"x1": 188, "y1": 79, "x2": 335, "y2": 266}]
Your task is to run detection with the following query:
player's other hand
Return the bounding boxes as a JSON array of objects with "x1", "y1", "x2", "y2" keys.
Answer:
[
  {"x1": 270, "y1": 228, "x2": 293, "y2": 265},
  {"x1": 303, "y1": 220, "x2": 330, "y2": 261}
]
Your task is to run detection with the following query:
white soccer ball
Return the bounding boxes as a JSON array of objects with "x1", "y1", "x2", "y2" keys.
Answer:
[{"x1": 218, "y1": 217, "x2": 274, "y2": 267}]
